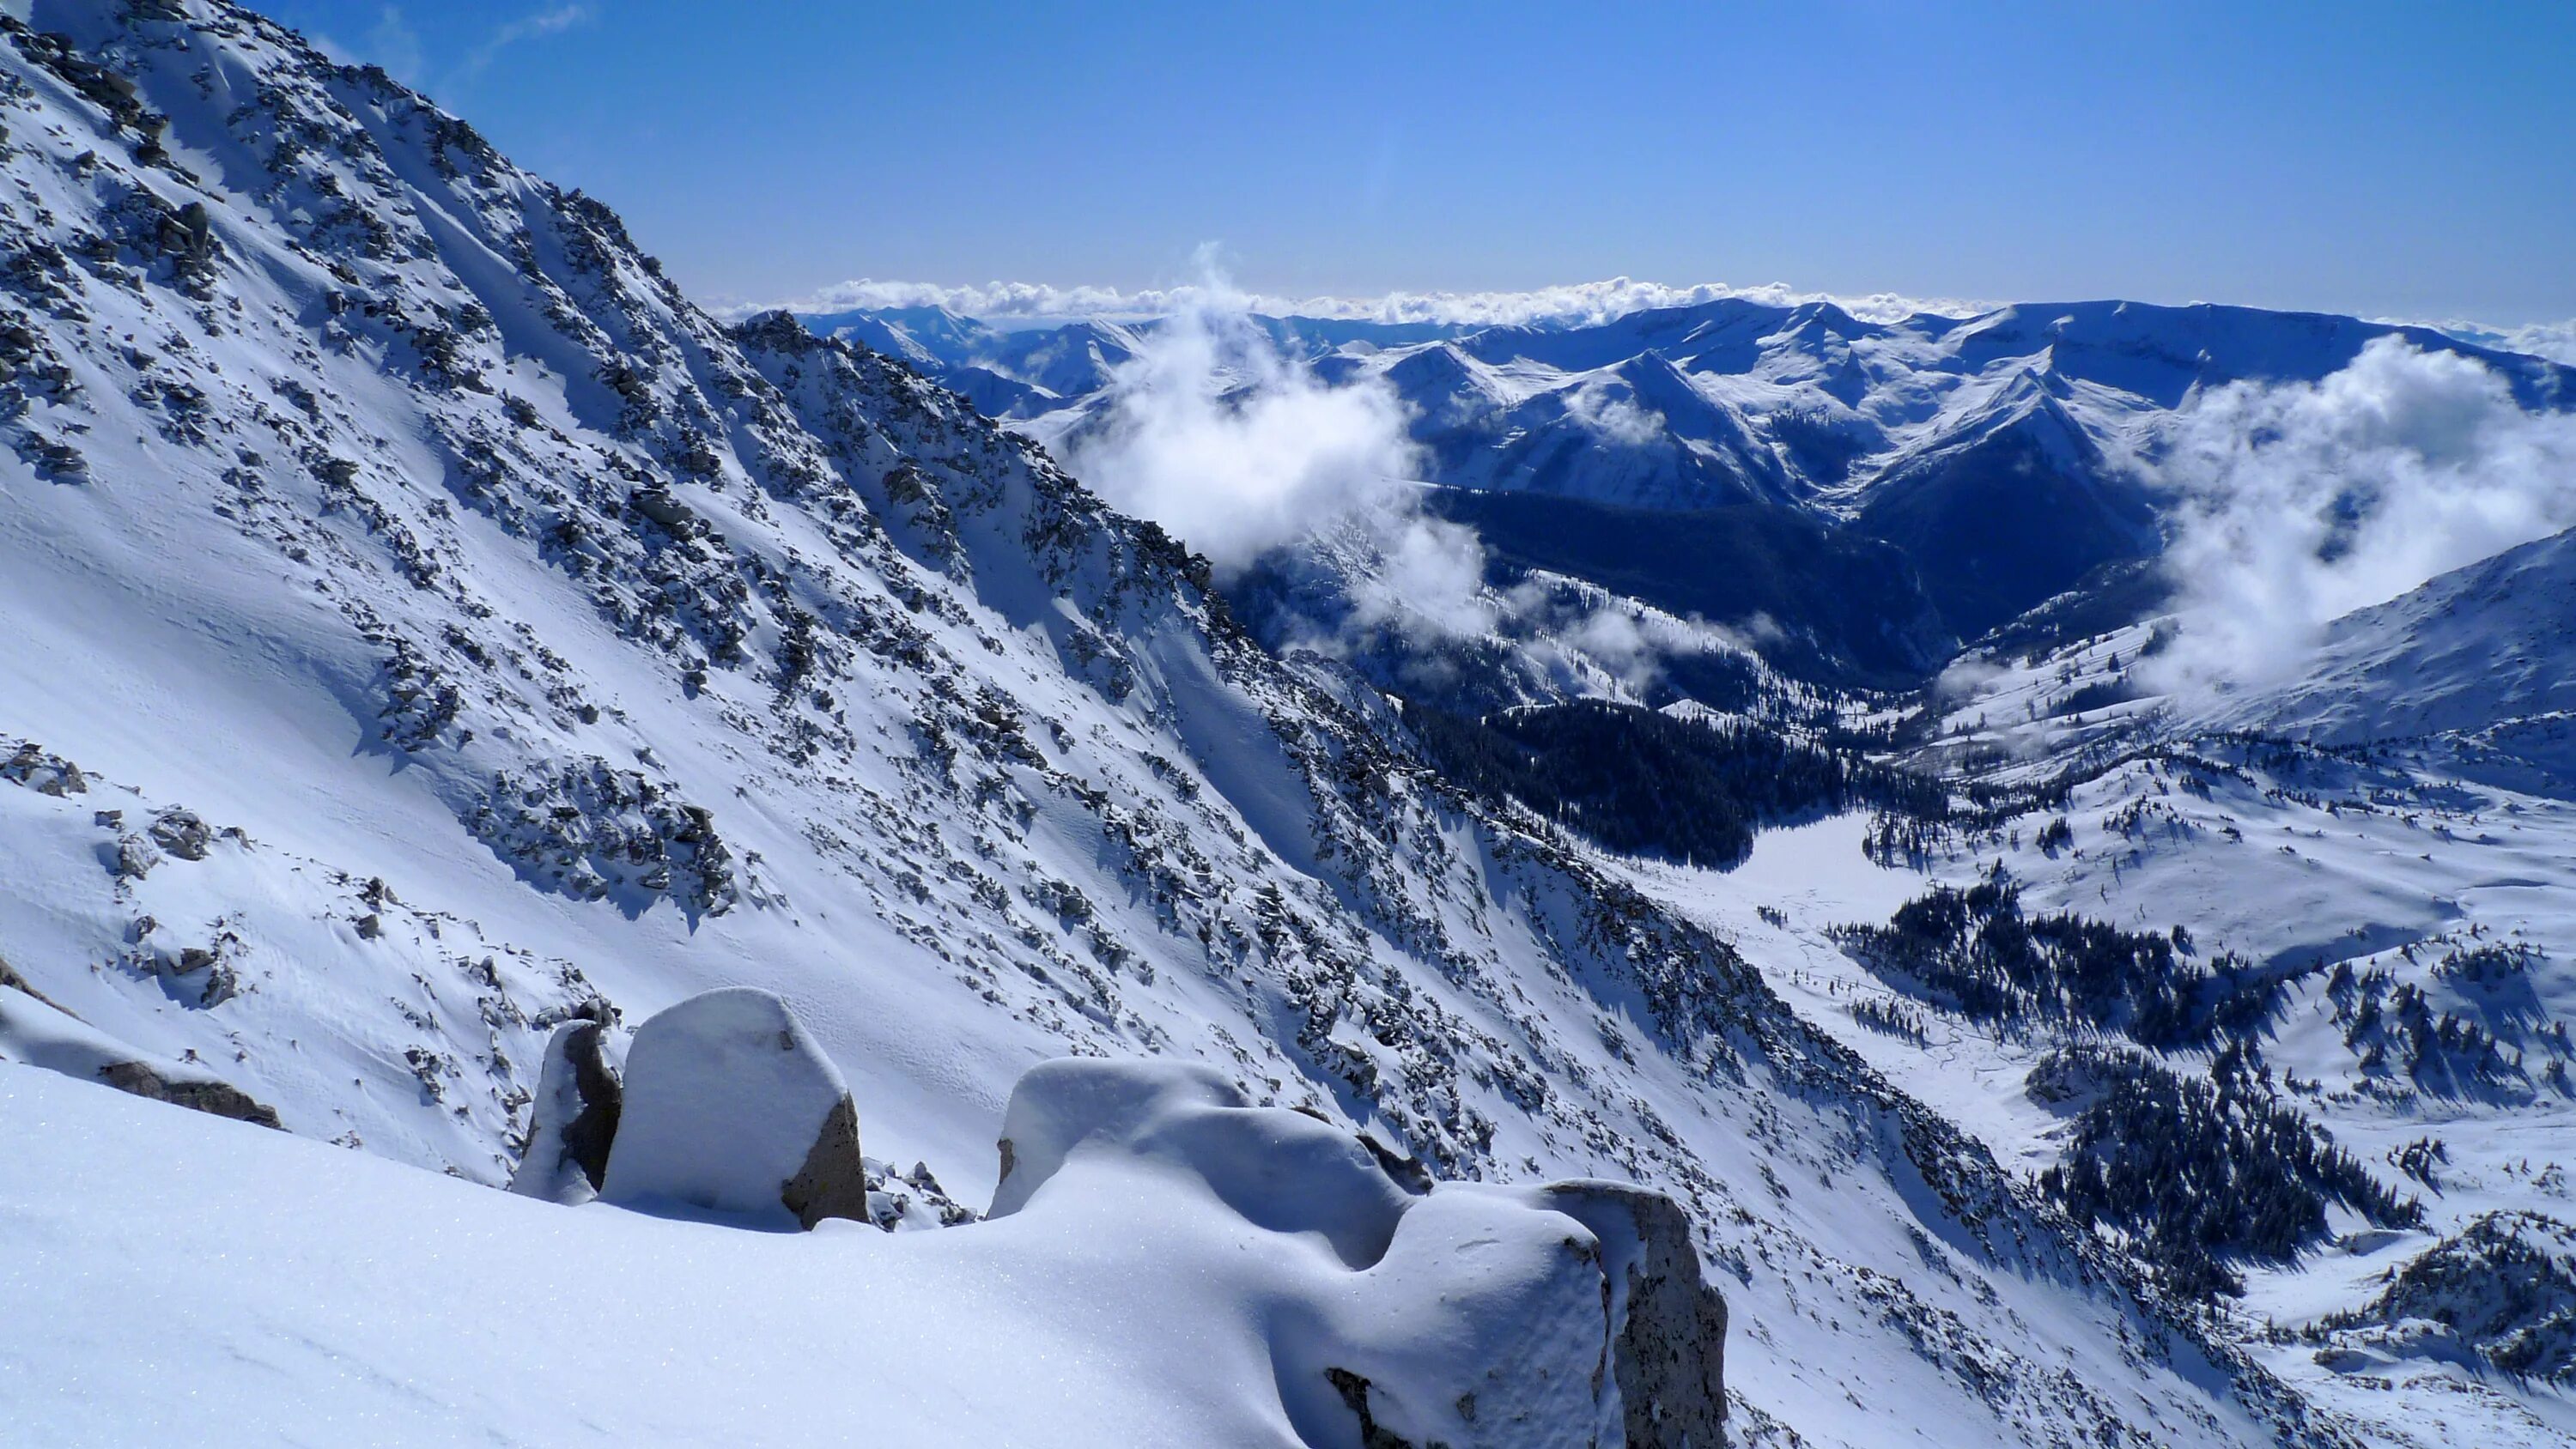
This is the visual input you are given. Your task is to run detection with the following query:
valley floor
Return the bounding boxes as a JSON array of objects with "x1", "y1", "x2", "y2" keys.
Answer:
[{"x1": 1617, "y1": 801, "x2": 2576, "y2": 1449}]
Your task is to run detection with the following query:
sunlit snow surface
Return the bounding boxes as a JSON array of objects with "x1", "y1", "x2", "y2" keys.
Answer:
[
  {"x1": 0, "y1": 1059, "x2": 1626, "y2": 1448},
  {"x1": 1624, "y1": 602, "x2": 2576, "y2": 1448},
  {"x1": 0, "y1": 4, "x2": 2320, "y2": 1445},
  {"x1": 4, "y1": 4, "x2": 2570, "y2": 1446}
]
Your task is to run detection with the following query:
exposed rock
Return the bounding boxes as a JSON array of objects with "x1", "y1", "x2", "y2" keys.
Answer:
[
  {"x1": 112, "y1": 834, "x2": 159, "y2": 880},
  {"x1": 147, "y1": 808, "x2": 211, "y2": 860},
  {"x1": 781, "y1": 1092, "x2": 869, "y2": 1230},
  {"x1": 507, "y1": 1017, "x2": 624, "y2": 1204},
  {"x1": 1325, "y1": 1367, "x2": 1419, "y2": 1449},
  {"x1": 1538, "y1": 1179, "x2": 1728, "y2": 1449},
  {"x1": 628, "y1": 487, "x2": 698, "y2": 532},
  {"x1": 598, "y1": 987, "x2": 864, "y2": 1228},
  {"x1": 0, "y1": 954, "x2": 71, "y2": 1016},
  {"x1": 95, "y1": 1059, "x2": 282, "y2": 1129},
  {"x1": 2, "y1": 740, "x2": 84, "y2": 796}
]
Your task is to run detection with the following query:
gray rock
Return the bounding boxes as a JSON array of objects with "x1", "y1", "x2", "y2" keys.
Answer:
[
  {"x1": 507, "y1": 1017, "x2": 624, "y2": 1203},
  {"x1": 2, "y1": 741, "x2": 86, "y2": 796},
  {"x1": 148, "y1": 808, "x2": 211, "y2": 861},
  {"x1": 1539, "y1": 1179, "x2": 1728, "y2": 1449},
  {"x1": 781, "y1": 1091, "x2": 870, "y2": 1230},
  {"x1": 628, "y1": 488, "x2": 698, "y2": 533},
  {"x1": 96, "y1": 1059, "x2": 282, "y2": 1129}
]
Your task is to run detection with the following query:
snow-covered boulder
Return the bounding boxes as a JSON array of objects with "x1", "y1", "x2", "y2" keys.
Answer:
[
  {"x1": 507, "y1": 1016, "x2": 624, "y2": 1205},
  {"x1": 987, "y1": 1057, "x2": 1414, "y2": 1266},
  {"x1": 986, "y1": 1058, "x2": 1728, "y2": 1446},
  {"x1": 598, "y1": 988, "x2": 866, "y2": 1228}
]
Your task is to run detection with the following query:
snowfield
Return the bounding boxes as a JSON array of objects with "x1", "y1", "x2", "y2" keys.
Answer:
[{"x1": 2, "y1": 1055, "x2": 1704, "y2": 1448}]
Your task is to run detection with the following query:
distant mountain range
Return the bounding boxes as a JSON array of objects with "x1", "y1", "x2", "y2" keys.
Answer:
[{"x1": 810, "y1": 297, "x2": 2576, "y2": 662}]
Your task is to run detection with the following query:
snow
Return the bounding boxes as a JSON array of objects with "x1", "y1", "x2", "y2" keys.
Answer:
[
  {"x1": 3, "y1": 1058, "x2": 1634, "y2": 1449},
  {"x1": 507, "y1": 1017, "x2": 615, "y2": 1204},
  {"x1": 858, "y1": 291, "x2": 2576, "y2": 522}
]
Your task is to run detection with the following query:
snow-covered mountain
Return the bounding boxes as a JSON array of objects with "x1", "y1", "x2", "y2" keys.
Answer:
[
  {"x1": 0, "y1": 3, "x2": 2372, "y2": 1446},
  {"x1": 839, "y1": 294, "x2": 2576, "y2": 662},
  {"x1": 1870, "y1": 535, "x2": 2576, "y2": 1446},
  {"x1": 2203, "y1": 524, "x2": 2576, "y2": 773}
]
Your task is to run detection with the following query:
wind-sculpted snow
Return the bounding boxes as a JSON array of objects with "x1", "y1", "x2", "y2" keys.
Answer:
[
  {"x1": 0, "y1": 3, "x2": 2358, "y2": 1444},
  {"x1": 3, "y1": 1055, "x2": 1723, "y2": 1448}
]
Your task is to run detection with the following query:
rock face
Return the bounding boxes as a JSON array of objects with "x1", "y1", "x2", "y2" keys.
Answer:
[
  {"x1": 1539, "y1": 1179, "x2": 1729, "y2": 1449},
  {"x1": 780, "y1": 1094, "x2": 871, "y2": 1229},
  {"x1": 598, "y1": 987, "x2": 865, "y2": 1228},
  {"x1": 507, "y1": 1016, "x2": 624, "y2": 1205}
]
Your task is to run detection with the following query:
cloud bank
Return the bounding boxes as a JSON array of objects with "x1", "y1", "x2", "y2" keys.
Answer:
[
  {"x1": 771, "y1": 278, "x2": 2576, "y2": 377},
  {"x1": 766, "y1": 276, "x2": 1986, "y2": 330},
  {"x1": 2147, "y1": 336, "x2": 2576, "y2": 698}
]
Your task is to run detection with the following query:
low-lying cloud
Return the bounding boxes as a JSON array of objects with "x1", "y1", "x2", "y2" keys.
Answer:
[
  {"x1": 1062, "y1": 278, "x2": 1423, "y2": 575},
  {"x1": 760, "y1": 276, "x2": 1985, "y2": 330},
  {"x1": 1060, "y1": 272, "x2": 1732, "y2": 693},
  {"x1": 2147, "y1": 336, "x2": 2576, "y2": 698}
]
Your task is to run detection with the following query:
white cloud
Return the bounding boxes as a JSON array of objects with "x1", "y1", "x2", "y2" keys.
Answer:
[
  {"x1": 1561, "y1": 379, "x2": 1668, "y2": 446},
  {"x1": 313, "y1": 4, "x2": 590, "y2": 94},
  {"x1": 2145, "y1": 336, "x2": 2576, "y2": 699},
  {"x1": 759, "y1": 276, "x2": 1986, "y2": 330},
  {"x1": 1062, "y1": 269, "x2": 1426, "y2": 576},
  {"x1": 458, "y1": 4, "x2": 592, "y2": 83},
  {"x1": 308, "y1": 6, "x2": 428, "y2": 87},
  {"x1": 2488, "y1": 320, "x2": 2576, "y2": 367}
]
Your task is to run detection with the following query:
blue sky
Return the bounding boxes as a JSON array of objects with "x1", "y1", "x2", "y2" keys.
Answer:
[{"x1": 262, "y1": 1, "x2": 2575, "y2": 323}]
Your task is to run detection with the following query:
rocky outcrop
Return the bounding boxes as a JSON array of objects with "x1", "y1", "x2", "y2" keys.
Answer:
[
  {"x1": 2321, "y1": 1211, "x2": 2576, "y2": 1382},
  {"x1": 1539, "y1": 1179, "x2": 1728, "y2": 1449},
  {"x1": 95, "y1": 1058, "x2": 282, "y2": 1130},
  {"x1": 507, "y1": 1015, "x2": 624, "y2": 1204},
  {"x1": 1, "y1": 967, "x2": 281, "y2": 1129},
  {"x1": 598, "y1": 987, "x2": 865, "y2": 1228}
]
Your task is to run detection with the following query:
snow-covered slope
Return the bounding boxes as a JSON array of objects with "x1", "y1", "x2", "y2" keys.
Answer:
[
  {"x1": 0, "y1": 4, "x2": 2336, "y2": 1446},
  {"x1": 1781, "y1": 555, "x2": 2576, "y2": 1446},
  {"x1": 2202, "y1": 524, "x2": 2576, "y2": 771},
  {"x1": 1, "y1": 1055, "x2": 1710, "y2": 1448}
]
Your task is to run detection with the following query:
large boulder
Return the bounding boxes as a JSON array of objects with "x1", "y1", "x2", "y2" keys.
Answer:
[
  {"x1": 985, "y1": 1058, "x2": 1728, "y2": 1449},
  {"x1": 1537, "y1": 1179, "x2": 1728, "y2": 1448},
  {"x1": 507, "y1": 1016, "x2": 624, "y2": 1205},
  {"x1": 598, "y1": 987, "x2": 866, "y2": 1229}
]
